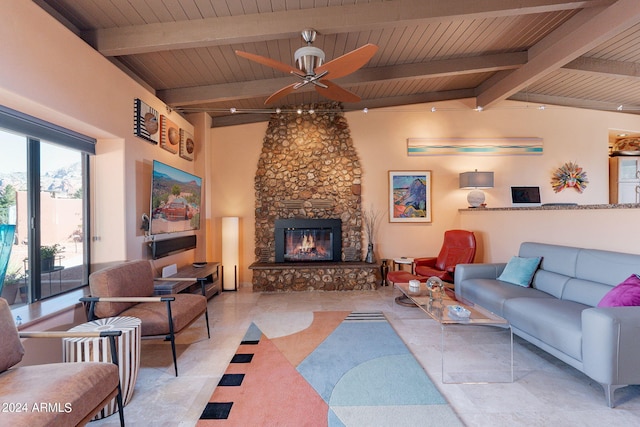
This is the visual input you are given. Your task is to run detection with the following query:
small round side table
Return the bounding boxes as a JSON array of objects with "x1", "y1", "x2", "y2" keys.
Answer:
[
  {"x1": 392, "y1": 257, "x2": 415, "y2": 274},
  {"x1": 63, "y1": 316, "x2": 141, "y2": 419}
]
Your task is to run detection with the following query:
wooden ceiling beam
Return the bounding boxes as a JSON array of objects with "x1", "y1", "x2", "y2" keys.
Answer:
[
  {"x1": 509, "y1": 92, "x2": 640, "y2": 112},
  {"x1": 88, "y1": 0, "x2": 610, "y2": 56},
  {"x1": 563, "y1": 57, "x2": 640, "y2": 79},
  {"x1": 476, "y1": 0, "x2": 640, "y2": 108}
]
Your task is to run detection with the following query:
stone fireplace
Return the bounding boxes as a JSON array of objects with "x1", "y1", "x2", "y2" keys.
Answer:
[{"x1": 250, "y1": 103, "x2": 378, "y2": 291}]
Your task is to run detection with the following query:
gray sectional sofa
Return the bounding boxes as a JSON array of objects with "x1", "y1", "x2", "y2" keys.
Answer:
[{"x1": 454, "y1": 242, "x2": 640, "y2": 407}]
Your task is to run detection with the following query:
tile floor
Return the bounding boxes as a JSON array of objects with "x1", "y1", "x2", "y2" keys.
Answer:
[{"x1": 92, "y1": 285, "x2": 640, "y2": 427}]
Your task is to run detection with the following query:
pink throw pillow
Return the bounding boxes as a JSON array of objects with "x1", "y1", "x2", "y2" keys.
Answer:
[{"x1": 598, "y1": 274, "x2": 640, "y2": 307}]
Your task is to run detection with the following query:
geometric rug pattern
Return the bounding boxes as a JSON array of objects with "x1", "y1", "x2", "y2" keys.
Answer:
[{"x1": 198, "y1": 311, "x2": 462, "y2": 426}]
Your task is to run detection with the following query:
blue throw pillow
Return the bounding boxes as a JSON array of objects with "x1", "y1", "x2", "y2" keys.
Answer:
[{"x1": 497, "y1": 256, "x2": 541, "y2": 287}]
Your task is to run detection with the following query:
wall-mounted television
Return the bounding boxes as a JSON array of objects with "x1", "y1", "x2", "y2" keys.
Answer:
[{"x1": 150, "y1": 160, "x2": 202, "y2": 235}]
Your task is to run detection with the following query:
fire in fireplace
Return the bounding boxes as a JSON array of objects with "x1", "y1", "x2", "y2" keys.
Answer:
[{"x1": 274, "y1": 218, "x2": 342, "y2": 262}]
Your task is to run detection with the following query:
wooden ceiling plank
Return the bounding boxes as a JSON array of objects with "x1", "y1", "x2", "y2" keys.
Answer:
[
  {"x1": 90, "y1": 0, "x2": 608, "y2": 56},
  {"x1": 476, "y1": 0, "x2": 640, "y2": 108}
]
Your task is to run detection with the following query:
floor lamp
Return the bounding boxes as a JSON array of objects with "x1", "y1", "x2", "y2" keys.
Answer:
[{"x1": 222, "y1": 217, "x2": 239, "y2": 291}]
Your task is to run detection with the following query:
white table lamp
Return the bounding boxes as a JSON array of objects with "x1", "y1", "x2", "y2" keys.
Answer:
[{"x1": 459, "y1": 170, "x2": 494, "y2": 208}]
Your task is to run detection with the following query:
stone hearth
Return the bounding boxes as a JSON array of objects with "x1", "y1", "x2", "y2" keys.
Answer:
[{"x1": 250, "y1": 262, "x2": 379, "y2": 292}]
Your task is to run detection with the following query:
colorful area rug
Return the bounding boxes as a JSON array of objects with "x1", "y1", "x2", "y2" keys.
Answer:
[{"x1": 197, "y1": 311, "x2": 462, "y2": 426}]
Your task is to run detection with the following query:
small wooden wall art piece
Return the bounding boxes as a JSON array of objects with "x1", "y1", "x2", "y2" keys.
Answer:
[
  {"x1": 179, "y1": 129, "x2": 195, "y2": 161},
  {"x1": 133, "y1": 98, "x2": 159, "y2": 144},
  {"x1": 160, "y1": 115, "x2": 179, "y2": 154},
  {"x1": 551, "y1": 162, "x2": 588, "y2": 193}
]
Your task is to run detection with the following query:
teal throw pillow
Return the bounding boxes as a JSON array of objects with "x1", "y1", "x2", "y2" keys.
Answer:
[{"x1": 497, "y1": 256, "x2": 541, "y2": 287}]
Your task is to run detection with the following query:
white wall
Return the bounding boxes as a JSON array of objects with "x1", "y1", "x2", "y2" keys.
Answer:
[
  {"x1": 1, "y1": 0, "x2": 201, "y2": 270},
  {"x1": 211, "y1": 100, "x2": 640, "y2": 283}
]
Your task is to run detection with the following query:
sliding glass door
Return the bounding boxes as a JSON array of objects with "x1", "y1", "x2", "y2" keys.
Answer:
[{"x1": 0, "y1": 127, "x2": 90, "y2": 306}]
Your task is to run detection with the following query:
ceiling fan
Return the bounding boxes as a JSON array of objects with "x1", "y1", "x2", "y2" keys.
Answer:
[{"x1": 236, "y1": 29, "x2": 378, "y2": 105}]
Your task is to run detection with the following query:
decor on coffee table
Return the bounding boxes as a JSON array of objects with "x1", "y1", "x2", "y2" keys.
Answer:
[{"x1": 389, "y1": 171, "x2": 431, "y2": 222}]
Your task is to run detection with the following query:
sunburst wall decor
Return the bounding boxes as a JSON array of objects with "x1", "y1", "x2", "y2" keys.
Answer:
[{"x1": 551, "y1": 162, "x2": 588, "y2": 193}]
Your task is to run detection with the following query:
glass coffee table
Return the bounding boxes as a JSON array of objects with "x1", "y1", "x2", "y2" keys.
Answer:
[{"x1": 395, "y1": 282, "x2": 513, "y2": 384}]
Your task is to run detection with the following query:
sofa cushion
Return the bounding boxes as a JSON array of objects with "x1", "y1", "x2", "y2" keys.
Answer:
[
  {"x1": 0, "y1": 298, "x2": 24, "y2": 373},
  {"x1": 519, "y1": 242, "x2": 580, "y2": 278},
  {"x1": 576, "y1": 248, "x2": 640, "y2": 287},
  {"x1": 598, "y1": 274, "x2": 640, "y2": 307},
  {"x1": 90, "y1": 259, "x2": 155, "y2": 318},
  {"x1": 121, "y1": 293, "x2": 207, "y2": 336},
  {"x1": 504, "y1": 297, "x2": 586, "y2": 362},
  {"x1": 497, "y1": 256, "x2": 541, "y2": 287},
  {"x1": 457, "y1": 278, "x2": 553, "y2": 317}
]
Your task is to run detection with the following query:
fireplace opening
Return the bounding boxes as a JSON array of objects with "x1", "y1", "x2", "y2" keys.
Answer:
[
  {"x1": 284, "y1": 228, "x2": 332, "y2": 261},
  {"x1": 275, "y1": 218, "x2": 342, "y2": 262}
]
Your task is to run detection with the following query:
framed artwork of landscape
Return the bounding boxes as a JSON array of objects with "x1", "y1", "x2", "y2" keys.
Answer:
[{"x1": 389, "y1": 171, "x2": 432, "y2": 222}]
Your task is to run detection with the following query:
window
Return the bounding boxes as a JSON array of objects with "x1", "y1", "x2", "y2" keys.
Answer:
[{"x1": 0, "y1": 106, "x2": 94, "y2": 307}]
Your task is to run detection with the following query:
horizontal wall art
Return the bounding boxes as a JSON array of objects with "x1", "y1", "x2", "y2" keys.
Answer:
[{"x1": 407, "y1": 137, "x2": 543, "y2": 156}]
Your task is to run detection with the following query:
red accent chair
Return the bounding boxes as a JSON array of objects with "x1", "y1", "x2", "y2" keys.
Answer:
[{"x1": 387, "y1": 230, "x2": 476, "y2": 284}]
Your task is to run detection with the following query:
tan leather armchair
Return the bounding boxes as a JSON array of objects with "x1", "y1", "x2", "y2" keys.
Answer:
[
  {"x1": 80, "y1": 259, "x2": 210, "y2": 377},
  {"x1": 0, "y1": 298, "x2": 125, "y2": 427}
]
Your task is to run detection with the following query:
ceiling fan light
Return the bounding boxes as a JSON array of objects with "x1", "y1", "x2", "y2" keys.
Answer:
[{"x1": 294, "y1": 46, "x2": 325, "y2": 75}]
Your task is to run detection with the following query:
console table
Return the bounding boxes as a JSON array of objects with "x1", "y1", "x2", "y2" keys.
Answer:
[{"x1": 154, "y1": 262, "x2": 221, "y2": 299}]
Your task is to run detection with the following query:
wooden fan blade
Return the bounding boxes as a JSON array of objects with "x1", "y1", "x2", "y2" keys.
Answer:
[
  {"x1": 315, "y1": 44, "x2": 378, "y2": 80},
  {"x1": 236, "y1": 50, "x2": 303, "y2": 76},
  {"x1": 314, "y1": 80, "x2": 361, "y2": 103},
  {"x1": 265, "y1": 83, "x2": 298, "y2": 105}
]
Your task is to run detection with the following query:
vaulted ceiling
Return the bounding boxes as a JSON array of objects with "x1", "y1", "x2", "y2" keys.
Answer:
[{"x1": 35, "y1": 0, "x2": 640, "y2": 127}]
